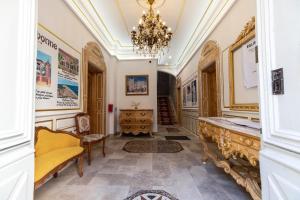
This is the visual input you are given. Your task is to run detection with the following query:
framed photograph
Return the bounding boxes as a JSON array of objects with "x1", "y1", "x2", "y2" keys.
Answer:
[
  {"x1": 182, "y1": 75, "x2": 198, "y2": 108},
  {"x1": 126, "y1": 75, "x2": 149, "y2": 96}
]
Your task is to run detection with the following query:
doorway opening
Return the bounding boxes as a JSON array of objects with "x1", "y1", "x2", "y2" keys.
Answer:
[
  {"x1": 83, "y1": 42, "x2": 107, "y2": 136},
  {"x1": 87, "y1": 63, "x2": 104, "y2": 134},
  {"x1": 157, "y1": 71, "x2": 177, "y2": 125},
  {"x1": 176, "y1": 78, "x2": 182, "y2": 125},
  {"x1": 201, "y1": 63, "x2": 218, "y2": 117},
  {"x1": 198, "y1": 40, "x2": 221, "y2": 117}
]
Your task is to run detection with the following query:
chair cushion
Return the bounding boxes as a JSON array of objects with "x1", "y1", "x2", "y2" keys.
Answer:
[
  {"x1": 35, "y1": 129, "x2": 80, "y2": 157},
  {"x1": 83, "y1": 134, "x2": 104, "y2": 142},
  {"x1": 35, "y1": 146, "x2": 84, "y2": 182}
]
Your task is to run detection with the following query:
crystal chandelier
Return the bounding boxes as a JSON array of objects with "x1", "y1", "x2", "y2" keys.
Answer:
[{"x1": 131, "y1": 0, "x2": 173, "y2": 57}]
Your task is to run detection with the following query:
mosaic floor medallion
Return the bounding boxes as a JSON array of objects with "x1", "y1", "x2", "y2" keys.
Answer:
[{"x1": 124, "y1": 190, "x2": 179, "y2": 200}]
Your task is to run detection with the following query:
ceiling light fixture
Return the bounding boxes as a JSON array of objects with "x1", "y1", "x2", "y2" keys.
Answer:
[{"x1": 131, "y1": 0, "x2": 173, "y2": 57}]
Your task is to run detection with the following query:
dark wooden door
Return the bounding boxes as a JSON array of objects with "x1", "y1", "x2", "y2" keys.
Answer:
[
  {"x1": 202, "y1": 64, "x2": 218, "y2": 117},
  {"x1": 88, "y1": 71, "x2": 104, "y2": 134}
]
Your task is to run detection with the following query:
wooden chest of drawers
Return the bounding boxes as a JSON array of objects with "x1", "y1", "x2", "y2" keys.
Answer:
[{"x1": 119, "y1": 109, "x2": 153, "y2": 136}]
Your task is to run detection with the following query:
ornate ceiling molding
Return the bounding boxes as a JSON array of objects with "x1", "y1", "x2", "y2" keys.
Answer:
[
  {"x1": 64, "y1": 0, "x2": 237, "y2": 74},
  {"x1": 176, "y1": 0, "x2": 236, "y2": 73}
]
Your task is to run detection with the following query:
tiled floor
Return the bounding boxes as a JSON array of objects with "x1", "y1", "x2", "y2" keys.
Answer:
[{"x1": 34, "y1": 126, "x2": 251, "y2": 200}]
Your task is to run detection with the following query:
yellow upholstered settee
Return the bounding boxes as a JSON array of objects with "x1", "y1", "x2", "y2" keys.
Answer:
[{"x1": 34, "y1": 127, "x2": 84, "y2": 189}]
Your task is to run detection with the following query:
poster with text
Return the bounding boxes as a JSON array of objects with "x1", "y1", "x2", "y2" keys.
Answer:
[
  {"x1": 242, "y1": 38, "x2": 258, "y2": 88},
  {"x1": 36, "y1": 25, "x2": 81, "y2": 110}
]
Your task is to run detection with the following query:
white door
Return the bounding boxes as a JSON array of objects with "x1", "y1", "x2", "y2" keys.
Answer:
[
  {"x1": 0, "y1": 0, "x2": 37, "y2": 199},
  {"x1": 256, "y1": 0, "x2": 300, "y2": 199}
]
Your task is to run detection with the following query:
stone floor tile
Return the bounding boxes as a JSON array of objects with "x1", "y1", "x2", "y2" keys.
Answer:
[{"x1": 35, "y1": 125, "x2": 250, "y2": 200}]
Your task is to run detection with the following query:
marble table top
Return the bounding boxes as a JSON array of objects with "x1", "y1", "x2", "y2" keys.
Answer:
[{"x1": 199, "y1": 117, "x2": 261, "y2": 138}]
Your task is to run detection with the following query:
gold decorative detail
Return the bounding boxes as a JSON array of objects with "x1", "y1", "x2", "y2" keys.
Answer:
[
  {"x1": 234, "y1": 17, "x2": 256, "y2": 44},
  {"x1": 136, "y1": 0, "x2": 166, "y2": 9},
  {"x1": 228, "y1": 17, "x2": 259, "y2": 112},
  {"x1": 199, "y1": 119, "x2": 261, "y2": 200},
  {"x1": 131, "y1": 0, "x2": 173, "y2": 56}
]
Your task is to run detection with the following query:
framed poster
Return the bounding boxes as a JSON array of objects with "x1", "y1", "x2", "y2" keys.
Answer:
[
  {"x1": 36, "y1": 24, "x2": 81, "y2": 111},
  {"x1": 183, "y1": 76, "x2": 198, "y2": 108},
  {"x1": 126, "y1": 75, "x2": 149, "y2": 96},
  {"x1": 229, "y1": 17, "x2": 259, "y2": 111}
]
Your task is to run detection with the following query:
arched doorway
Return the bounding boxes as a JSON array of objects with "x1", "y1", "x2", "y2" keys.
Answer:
[
  {"x1": 157, "y1": 71, "x2": 177, "y2": 125},
  {"x1": 198, "y1": 40, "x2": 221, "y2": 117},
  {"x1": 83, "y1": 42, "x2": 107, "y2": 135}
]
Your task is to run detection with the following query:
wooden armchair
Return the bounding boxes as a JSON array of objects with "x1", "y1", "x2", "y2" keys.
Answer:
[{"x1": 75, "y1": 113, "x2": 106, "y2": 165}]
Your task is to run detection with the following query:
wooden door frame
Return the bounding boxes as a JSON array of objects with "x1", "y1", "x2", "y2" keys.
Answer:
[
  {"x1": 198, "y1": 40, "x2": 221, "y2": 117},
  {"x1": 83, "y1": 42, "x2": 107, "y2": 135},
  {"x1": 176, "y1": 77, "x2": 182, "y2": 125}
]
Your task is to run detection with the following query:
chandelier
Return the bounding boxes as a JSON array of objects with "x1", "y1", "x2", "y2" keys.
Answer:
[{"x1": 131, "y1": 0, "x2": 173, "y2": 57}]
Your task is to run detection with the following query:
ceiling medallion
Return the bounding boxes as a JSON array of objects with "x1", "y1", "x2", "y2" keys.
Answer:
[
  {"x1": 131, "y1": 0, "x2": 173, "y2": 57},
  {"x1": 136, "y1": 0, "x2": 166, "y2": 9}
]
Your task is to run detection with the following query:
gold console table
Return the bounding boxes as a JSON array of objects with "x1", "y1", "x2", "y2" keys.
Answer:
[{"x1": 199, "y1": 117, "x2": 261, "y2": 200}]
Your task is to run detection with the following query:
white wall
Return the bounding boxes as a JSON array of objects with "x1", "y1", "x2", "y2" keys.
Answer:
[
  {"x1": 177, "y1": 0, "x2": 259, "y2": 120},
  {"x1": 116, "y1": 59, "x2": 158, "y2": 132},
  {"x1": 36, "y1": 0, "x2": 116, "y2": 134}
]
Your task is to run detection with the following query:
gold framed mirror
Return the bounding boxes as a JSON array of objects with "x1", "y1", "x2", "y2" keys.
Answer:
[{"x1": 229, "y1": 17, "x2": 259, "y2": 112}]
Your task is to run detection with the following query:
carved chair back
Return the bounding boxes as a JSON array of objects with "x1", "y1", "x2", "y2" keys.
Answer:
[{"x1": 75, "y1": 113, "x2": 91, "y2": 136}]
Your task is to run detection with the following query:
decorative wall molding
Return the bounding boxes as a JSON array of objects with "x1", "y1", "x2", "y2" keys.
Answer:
[
  {"x1": 181, "y1": 109, "x2": 198, "y2": 135},
  {"x1": 176, "y1": 0, "x2": 236, "y2": 74},
  {"x1": 257, "y1": 0, "x2": 300, "y2": 153},
  {"x1": 64, "y1": 0, "x2": 153, "y2": 60},
  {"x1": 260, "y1": 144, "x2": 300, "y2": 200}
]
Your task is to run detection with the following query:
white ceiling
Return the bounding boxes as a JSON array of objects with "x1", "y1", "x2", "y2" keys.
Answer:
[{"x1": 65, "y1": 0, "x2": 236, "y2": 73}]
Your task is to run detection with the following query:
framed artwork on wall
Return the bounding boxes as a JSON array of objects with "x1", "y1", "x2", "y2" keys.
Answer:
[
  {"x1": 126, "y1": 75, "x2": 149, "y2": 96},
  {"x1": 228, "y1": 17, "x2": 259, "y2": 112},
  {"x1": 182, "y1": 75, "x2": 198, "y2": 108}
]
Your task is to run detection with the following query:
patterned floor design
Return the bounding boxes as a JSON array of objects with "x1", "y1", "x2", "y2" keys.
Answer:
[{"x1": 124, "y1": 190, "x2": 179, "y2": 200}]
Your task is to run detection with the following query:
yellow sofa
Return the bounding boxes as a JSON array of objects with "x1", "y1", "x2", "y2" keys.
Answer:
[{"x1": 34, "y1": 127, "x2": 84, "y2": 189}]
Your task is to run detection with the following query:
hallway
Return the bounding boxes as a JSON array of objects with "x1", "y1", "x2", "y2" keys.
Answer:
[{"x1": 34, "y1": 126, "x2": 250, "y2": 200}]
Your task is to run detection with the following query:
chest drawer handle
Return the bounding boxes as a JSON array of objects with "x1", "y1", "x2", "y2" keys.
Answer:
[
  {"x1": 126, "y1": 113, "x2": 132, "y2": 116},
  {"x1": 141, "y1": 126, "x2": 146, "y2": 129},
  {"x1": 140, "y1": 119, "x2": 146, "y2": 123},
  {"x1": 140, "y1": 113, "x2": 146, "y2": 116}
]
